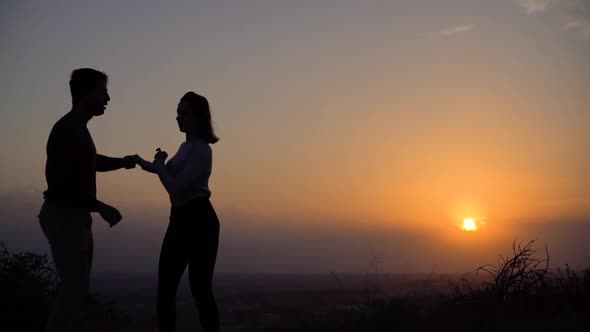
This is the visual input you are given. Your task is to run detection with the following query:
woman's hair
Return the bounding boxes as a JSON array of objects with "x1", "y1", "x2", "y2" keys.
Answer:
[{"x1": 181, "y1": 91, "x2": 219, "y2": 144}]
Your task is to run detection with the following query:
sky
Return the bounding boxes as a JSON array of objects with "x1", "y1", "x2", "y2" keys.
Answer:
[{"x1": 1, "y1": 0, "x2": 589, "y2": 274}]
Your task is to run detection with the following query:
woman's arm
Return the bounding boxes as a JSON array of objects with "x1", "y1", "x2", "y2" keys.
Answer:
[{"x1": 134, "y1": 155, "x2": 157, "y2": 173}]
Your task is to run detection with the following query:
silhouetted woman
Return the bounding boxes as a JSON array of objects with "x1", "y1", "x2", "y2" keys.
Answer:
[{"x1": 133, "y1": 92, "x2": 220, "y2": 332}]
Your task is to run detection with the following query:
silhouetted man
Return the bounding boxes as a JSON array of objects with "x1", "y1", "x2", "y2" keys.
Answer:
[{"x1": 38, "y1": 68, "x2": 136, "y2": 332}]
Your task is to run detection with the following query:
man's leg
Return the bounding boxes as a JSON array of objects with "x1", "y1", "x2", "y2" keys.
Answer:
[{"x1": 39, "y1": 202, "x2": 92, "y2": 332}]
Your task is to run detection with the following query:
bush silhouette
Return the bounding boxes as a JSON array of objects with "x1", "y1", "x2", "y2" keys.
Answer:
[
  {"x1": 0, "y1": 241, "x2": 129, "y2": 331},
  {"x1": 456, "y1": 240, "x2": 590, "y2": 305},
  {"x1": 0, "y1": 241, "x2": 57, "y2": 331},
  {"x1": 267, "y1": 240, "x2": 590, "y2": 331}
]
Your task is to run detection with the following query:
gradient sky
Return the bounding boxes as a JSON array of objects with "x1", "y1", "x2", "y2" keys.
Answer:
[{"x1": 1, "y1": 0, "x2": 589, "y2": 273}]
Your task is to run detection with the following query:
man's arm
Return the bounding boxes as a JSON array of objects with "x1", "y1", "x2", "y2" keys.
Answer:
[
  {"x1": 95, "y1": 199, "x2": 122, "y2": 227},
  {"x1": 96, "y1": 154, "x2": 136, "y2": 171}
]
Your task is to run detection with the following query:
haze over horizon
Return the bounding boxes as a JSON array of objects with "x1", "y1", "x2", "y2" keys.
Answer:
[{"x1": 1, "y1": 0, "x2": 589, "y2": 274}]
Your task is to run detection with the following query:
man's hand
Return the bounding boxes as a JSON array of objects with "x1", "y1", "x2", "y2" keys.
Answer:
[
  {"x1": 154, "y1": 148, "x2": 168, "y2": 162},
  {"x1": 130, "y1": 154, "x2": 142, "y2": 164},
  {"x1": 122, "y1": 155, "x2": 137, "y2": 169},
  {"x1": 97, "y1": 203, "x2": 122, "y2": 227}
]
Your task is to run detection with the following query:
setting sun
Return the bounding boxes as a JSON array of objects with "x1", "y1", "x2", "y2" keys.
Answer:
[{"x1": 462, "y1": 218, "x2": 477, "y2": 231}]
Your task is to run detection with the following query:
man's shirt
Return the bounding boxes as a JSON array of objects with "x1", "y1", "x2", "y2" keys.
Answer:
[{"x1": 43, "y1": 111, "x2": 122, "y2": 212}]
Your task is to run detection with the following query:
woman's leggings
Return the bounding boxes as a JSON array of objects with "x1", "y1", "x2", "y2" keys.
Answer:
[{"x1": 157, "y1": 197, "x2": 220, "y2": 332}]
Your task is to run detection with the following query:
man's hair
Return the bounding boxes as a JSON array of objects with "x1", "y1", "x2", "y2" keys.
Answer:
[
  {"x1": 181, "y1": 91, "x2": 219, "y2": 144},
  {"x1": 69, "y1": 68, "x2": 108, "y2": 105}
]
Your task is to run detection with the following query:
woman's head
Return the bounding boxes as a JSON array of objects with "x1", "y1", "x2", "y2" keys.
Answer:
[{"x1": 176, "y1": 91, "x2": 219, "y2": 144}]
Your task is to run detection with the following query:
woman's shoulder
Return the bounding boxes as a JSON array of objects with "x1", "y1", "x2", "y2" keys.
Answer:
[{"x1": 188, "y1": 139, "x2": 212, "y2": 155}]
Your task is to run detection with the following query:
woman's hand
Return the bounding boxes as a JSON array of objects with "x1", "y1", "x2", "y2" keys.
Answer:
[
  {"x1": 154, "y1": 148, "x2": 168, "y2": 161},
  {"x1": 130, "y1": 154, "x2": 158, "y2": 173}
]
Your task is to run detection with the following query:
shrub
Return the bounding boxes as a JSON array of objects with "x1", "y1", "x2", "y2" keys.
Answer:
[{"x1": 0, "y1": 241, "x2": 57, "y2": 331}]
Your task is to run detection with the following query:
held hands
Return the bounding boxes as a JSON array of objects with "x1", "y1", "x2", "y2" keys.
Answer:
[
  {"x1": 121, "y1": 150, "x2": 167, "y2": 171},
  {"x1": 122, "y1": 155, "x2": 137, "y2": 169},
  {"x1": 129, "y1": 154, "x2": 142, "y2": 165},
  {"x1": 97, "y1": 202, "x2": 122, "y2": 227}
]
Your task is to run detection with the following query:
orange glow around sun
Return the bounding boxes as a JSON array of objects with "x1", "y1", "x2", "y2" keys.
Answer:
[{"x1": 462, "y1": 218, "x2": 477, "y2": 231}]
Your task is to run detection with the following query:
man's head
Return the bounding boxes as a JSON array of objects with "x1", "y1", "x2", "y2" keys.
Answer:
[{"x1": 69, "y1": 68, "x2": 110, "y2": 117}]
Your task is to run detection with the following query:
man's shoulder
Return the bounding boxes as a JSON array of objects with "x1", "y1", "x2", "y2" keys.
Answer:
[
  {"x1": 54, "y1": 112, "x2": 85, "y2": 131},
  {"x1": 48, "y1": 113, "x2": 81, "y2": 141}
]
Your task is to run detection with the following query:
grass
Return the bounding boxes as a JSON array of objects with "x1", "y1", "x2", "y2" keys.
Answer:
[
  {"x1": 2, "y1": 239, "x2": 588, "y2": 331},
  {"x1": 265, "y1": 240, "x2": 590, "y2": 332},
  {"x1": 0, "y1": 241, "x2": 129, "y2": 332}
]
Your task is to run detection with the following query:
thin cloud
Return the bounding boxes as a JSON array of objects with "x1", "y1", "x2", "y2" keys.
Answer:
[
  {"x1": 563, "y1": 19, "x2": 590, "y2": 39},
  {"x1": 436, "y1": 24, "x2": 474, "y2": 36},
  {"x1": 560, "y1": 0, "x2": 590, "y2": 40},
  {"x1": 518, "y1": 0, "x2": 551, "y2": 14},
  {"x1": 517, "y1": 0, "x2": 590, "y2": 41}
]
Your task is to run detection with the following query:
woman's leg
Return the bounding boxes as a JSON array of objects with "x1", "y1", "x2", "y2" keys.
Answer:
[
  {"x1": 188, "y1": 202, "x2": 220, "y2": 332},
  {"x1": 157, "y1": 221, "x2": 188, "y2": 332}
]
